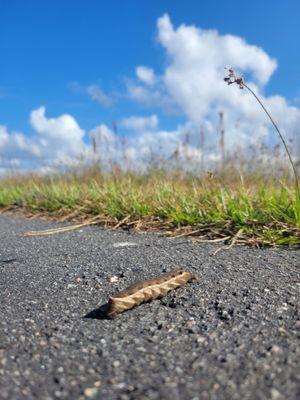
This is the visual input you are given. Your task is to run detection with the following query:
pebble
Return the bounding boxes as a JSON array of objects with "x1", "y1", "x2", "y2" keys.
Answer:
[{"x1": 83, "y1": 387, "x2": 98, "y2": 398}]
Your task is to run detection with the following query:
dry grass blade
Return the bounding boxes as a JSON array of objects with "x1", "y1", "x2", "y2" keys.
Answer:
[
  {"x1": 57, "y1": 208, "x2": 84, "y2": 222},
  {"x1": 191, "y1": 235, "x2": 231, "y2": 243},
  {"x1": 213, "y1": 228, "x2": 244, "y2": 255},
  {"x1": 112, "y1": 215, "x2": 131, "y2": 230},
  {"x1": 23, "y1": 216, "x2": 101, "y2": 236},
  {"x1": 169, "y1": 229, "x2": 204, "y2": 239}
]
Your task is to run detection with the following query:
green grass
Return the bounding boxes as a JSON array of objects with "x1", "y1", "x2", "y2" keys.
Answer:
[{"x1": 0, "y1": 168, "x2": 299, "y2": 246}]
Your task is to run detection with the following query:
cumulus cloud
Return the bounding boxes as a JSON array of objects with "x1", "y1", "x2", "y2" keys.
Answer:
[
  {"x1": 2, "y1": 15, "x2": 300, "y2": 173},
  {"x1": 156, "y1": 14, "x2": 279, "y2": 129},
  {"x1": 89, "y1": 124, "x2": 116, "y2": 143},
  {"x1": 69, "y1": 82, "x2": 113, "y2": 107},
  {"x1": 126, "y1": 80, "x2": 177, "y2": 114},
  {"x1": 86, "y1": 84, "x2": 113, "y2": 106},
  {"x1": 128, "y1": 14, "x2": 300, "y2": 152},
  {"x1": 30, "y1": 106, "x2": 85, "y2": 155},
  {"x1": 136, "y1": 66, "x2": 156, "y2": 85},
  {"x1": 87, "y1": 118, "x2": 171, "y2": 168},
  {"x1": 120, "y1": 115, "x2": 159, "y2": 131},
  {"x1": 0, "y1": 125, "x2": 41, "y2": 164},
  {"x1": 0, "y1": 107, "x2": 88, "y2": 172},
  {"x1": 157, "y1": 14, "x2": 277, "y2": 86}
]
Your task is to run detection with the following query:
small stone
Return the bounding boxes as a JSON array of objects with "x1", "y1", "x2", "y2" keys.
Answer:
[
  {"x1": 109, "y1": 276, "x2": 119, "y2": 283},
  {"x1": 175, "y1": 366, "x2": 183, "y2": 374},
  {"x1": 157, "y1": 320, "x2": 164, "y2": 329},
  {"x1": 113, "y1": 360, "x2": 120, "y2": 368},
  {"x1": 84, "y1": 387, "x2": 98, "y2": 398},
  {"x1": 270, "y1": 388, "x2": 281, "y2": 399},
  {"x1": 21, "y1": 388, "x2": 30, "y2": 396},
  {"x1": 186, "y1": 320, "x2": 196, "y2": 328},
  {"x1": 0, "y1": 357, "x2": 7, "y2": 366},
  {"x1": 67, "y1": 284, "x2": 76, "y2": 289},
  {"x1": 278, "y1": 327, "x2": 288, "y2": 336},
  {"x1": 271, "y1": 345, "x2": 281, "y2": 355},
  {"x1": 114, "y1": 382, "x2": 126, "y2": 389},
  {"x1": 113, "y1": 242, "x2": 137, "y2": 248}
]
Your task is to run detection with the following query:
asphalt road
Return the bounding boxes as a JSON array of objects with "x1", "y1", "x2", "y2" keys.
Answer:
[{"x1": 0, "y1": 215, "x2": 299, "y2": 400}]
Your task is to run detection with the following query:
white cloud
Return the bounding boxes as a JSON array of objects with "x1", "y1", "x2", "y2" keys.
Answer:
[
  {"x1": 30, "y1": 107, "x2": 84, "y2": 140},
  {"x1": 126, "y1": 81, "x2": 177, "y2": 114},
  {"x1": 69, "y1": 82, "x2": 113, "y2": 107},
  {"x1": 157, "y1": 14, "x2": 277, "y2": 86},
  {"x1": 86, "y1": 119, "x2": 207, "y2": 170},
  {"x1": 2, "y1": 15, "x2": 300, "y2": 173},
  {"x1": 128, "y1": 14, "x2": 300, "y2": 152},
  {"x1": 30, "y1": 106, "x2": 86, "y2": 157},
  {"x1": 89, "y1": 124, "x2": 116, "y2": 142},
  {"x1": 120, "y1": 115, "x2": 159, "y2": 131},
  {"x1": 155, "y1": 13, "x2": 279, "y2": 128},
  {"x1": 0, "y1": 107, "x2": 88, "y2": 172},
  {"x1": 0, "y1": 125, "x2": 8, "y2": 144},
  {"x1": 0, "y1": 125, "x2": 41, "y2": 164},
  {"x1": 136, "y1": 66, "x2": 156, "y2": 85},
  {"x1": 86, "y1": 84, "x2": 113, "y2": 106}
]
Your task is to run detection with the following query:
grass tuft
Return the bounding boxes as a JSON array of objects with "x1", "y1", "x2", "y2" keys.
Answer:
[{"x1": 0, "y1": 168, "x2": 299, "y2": 247}]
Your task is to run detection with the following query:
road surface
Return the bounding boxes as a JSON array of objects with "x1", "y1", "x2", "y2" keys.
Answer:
[{"x1": 0, "y1": 215, "x2": 299, "y2": 399}]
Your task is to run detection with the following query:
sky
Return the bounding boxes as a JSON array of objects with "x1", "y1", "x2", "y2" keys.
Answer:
[{"x1": 0, "y1": 0, "x2": 300, "y2": 171}]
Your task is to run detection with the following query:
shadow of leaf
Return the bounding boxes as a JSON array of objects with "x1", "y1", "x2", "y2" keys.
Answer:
[
  {"x1": 83, "y1": 303, "x2": 111, "y2": 320},
  {"x1": 0, "y1": 258, "x2": 17, "y2": 265}
]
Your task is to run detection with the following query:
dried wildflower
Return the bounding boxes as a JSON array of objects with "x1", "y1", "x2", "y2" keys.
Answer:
[
  {"x1": 224, "y1": 67, "x2": 244, "y2": 89},
  {"x1": 223, "y1": 67, "x2": 299, "y2": 195}
]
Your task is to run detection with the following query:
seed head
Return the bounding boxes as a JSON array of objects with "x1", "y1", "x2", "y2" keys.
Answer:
[{"x1": 224, "y1": 67, "x2": 244, "y2": 89}]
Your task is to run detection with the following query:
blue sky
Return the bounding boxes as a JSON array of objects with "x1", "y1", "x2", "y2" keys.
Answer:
[{"x1": 0, "y1": 0, "x2": 300, "y2": 170}]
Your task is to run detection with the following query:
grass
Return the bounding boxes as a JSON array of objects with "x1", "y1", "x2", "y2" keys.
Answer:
[
  {"x1": 1, "y1": 71, "x2": 298, "y2": 247},
  {"x1": 0, "y1": 166, "x2": 299, "y2": 247}
]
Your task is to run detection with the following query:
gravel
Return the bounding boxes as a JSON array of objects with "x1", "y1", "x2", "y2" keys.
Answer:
[{"x1": 0, "y1": 215, "x2": 299, "y2": 400}]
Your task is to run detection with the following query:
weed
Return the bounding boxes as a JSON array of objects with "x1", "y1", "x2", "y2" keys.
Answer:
[{"x1": 0, "y1": 168, "x2": 299, "y2": 246}]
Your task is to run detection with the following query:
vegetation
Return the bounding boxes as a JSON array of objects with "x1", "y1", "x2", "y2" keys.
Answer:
[
  {"x1": 0, "y1": 71, "x2": 298, "y2": 247},
  {"x1": 0, "y1": 166, "x2": 299, "y2": 246}
]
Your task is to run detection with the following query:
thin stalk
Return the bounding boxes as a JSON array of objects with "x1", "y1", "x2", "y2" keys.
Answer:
[{"x1": 242, "y1": 82, "x2": 299, "y2": 195}]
